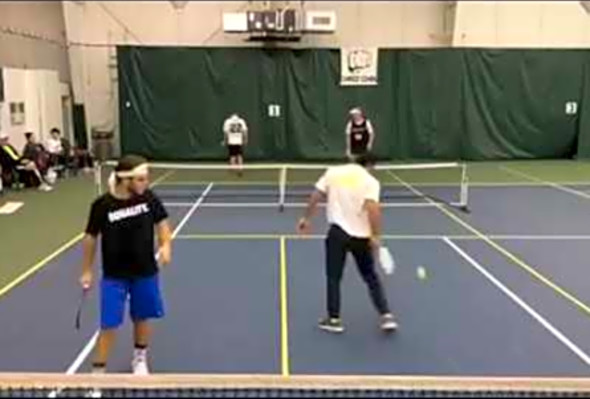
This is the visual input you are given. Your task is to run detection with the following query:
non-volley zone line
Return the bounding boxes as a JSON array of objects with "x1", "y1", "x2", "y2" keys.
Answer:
[{"x1": 174, "y1": 234, "x2": 590, "y2": 241}]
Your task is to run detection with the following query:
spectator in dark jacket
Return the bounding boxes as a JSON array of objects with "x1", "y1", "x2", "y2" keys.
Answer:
[{"x1": 23, "y1": 132, "x2": 50, "y2": 175}]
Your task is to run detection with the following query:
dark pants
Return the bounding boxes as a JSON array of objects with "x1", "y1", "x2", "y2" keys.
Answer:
[{"x1": 325, "y1": 224, "x2": 390, "y2": 319}]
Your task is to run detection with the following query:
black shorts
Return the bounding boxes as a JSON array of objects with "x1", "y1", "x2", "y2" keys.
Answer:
[
  {"x1": 350, "y1": 143, "x2": 368, "y2": 156},
  {"x1": 228, "y1": 145, "x2": 243, "y2": 157}
]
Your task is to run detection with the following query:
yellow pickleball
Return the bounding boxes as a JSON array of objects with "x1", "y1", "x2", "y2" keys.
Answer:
[{"x1": 417, "y1": 266, "x2": 428, "y2": 280}]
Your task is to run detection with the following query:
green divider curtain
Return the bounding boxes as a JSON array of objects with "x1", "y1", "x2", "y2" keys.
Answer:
[
  {"x1": 73, "y1": 104, "x2": 88, "y2": 150},
  {"x1": 575, "y1": 53, "x2": 590, "y2": 159},
  {"x1": 118, "y1": 46, "x2": 590, "y2": 161},
  {"x1": 462, "y1": 50, "x2": 584, "y2": 160},
  {"x1": 396, "y1": 49, "x2": 464, "y2": 160}
]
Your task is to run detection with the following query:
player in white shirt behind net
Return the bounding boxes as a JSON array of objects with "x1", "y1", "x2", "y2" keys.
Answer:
[
  {"x1": 297, "y1": 152, "x2": 397, "y2": 334},
  {"x1": 222, "y1": 114, "x2": 248, "y2": 176}
]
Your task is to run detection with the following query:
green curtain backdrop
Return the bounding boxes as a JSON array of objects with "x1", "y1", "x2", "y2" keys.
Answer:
[
  {"x1": 462, "y1": 50, "x2": 584, "y2": 159},
  {"x1": 118, "y1": 46, "x2": 590, "y2": 161}
]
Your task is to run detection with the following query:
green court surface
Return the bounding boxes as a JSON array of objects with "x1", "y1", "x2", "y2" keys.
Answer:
[{"x1": 0, "y1": 175, "x2": 96, "y2": 291}]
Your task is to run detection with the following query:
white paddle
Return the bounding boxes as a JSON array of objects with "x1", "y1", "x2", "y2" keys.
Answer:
[{"x1": 378, "y1": 246, "x2": 396, "y2": 275}]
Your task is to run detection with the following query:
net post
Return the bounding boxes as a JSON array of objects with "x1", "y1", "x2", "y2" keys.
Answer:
[
  {"x1": 279, "y1": 166, "x2": 287, "y2": 212},
  {"x1": 95, "y1": 162, "x2": 103, "y2": 196},
  {"x1": 459, "y1": 163, "x2": 469, "y2": 211}
]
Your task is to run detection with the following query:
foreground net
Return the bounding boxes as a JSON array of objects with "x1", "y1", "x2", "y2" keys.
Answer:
[
  {"x1": 96, "y1": 162, "x2": 469, "y2": 211},
  {"x1": 1, "y1": 374, "x2": 589, "y2": 398}
]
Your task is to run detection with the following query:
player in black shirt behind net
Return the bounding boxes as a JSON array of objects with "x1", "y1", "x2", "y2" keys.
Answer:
[
  {"x1": 80, "y1": 154, "x2": 172, "y2": 376},
  {"x1": 346, "y1": 107, "x2": 375, "y2": 160}
]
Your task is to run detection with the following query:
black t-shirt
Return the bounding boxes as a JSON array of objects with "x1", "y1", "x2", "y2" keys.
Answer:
[
  {"x1": 85, "y1": 190, "x2": 168, "y2": 279},
  {"x1": 349, "y1": 120, "x2": 370, "y2": 150}
]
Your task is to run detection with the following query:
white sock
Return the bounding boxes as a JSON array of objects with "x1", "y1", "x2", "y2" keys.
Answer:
[
  {"x1": 133, "y1": 347, "x2": 147, "y2": 361},
  {"x1": 92, "y1": 365, "x2": 106, "y2": 374}
]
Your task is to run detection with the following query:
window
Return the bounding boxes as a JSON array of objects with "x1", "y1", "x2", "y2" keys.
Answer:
[{"x1": 10, "y1": 102, "x2": 25, "y2": 126}]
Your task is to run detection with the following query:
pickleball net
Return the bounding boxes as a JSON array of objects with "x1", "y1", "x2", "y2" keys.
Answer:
[
  {"x1": 1, "y1": 374, "x2": 590, "y2": 398},
  {"x1": 95, "y1": 162, "x2": 469, "y2": 211}
]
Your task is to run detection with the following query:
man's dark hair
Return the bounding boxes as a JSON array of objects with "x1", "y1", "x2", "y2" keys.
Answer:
[
  {"x1": 115, "y1": 154, "x2": 147, "y2": 173},
  {"x1": 24, "y1": 132, "x2": 33, "y2": 140},
  {"x1": 355, "y1": 152, "x2": 378, "y2": 167},
  {"x1": 50, "y1": 128, "x2": 60, "y2": 135}
]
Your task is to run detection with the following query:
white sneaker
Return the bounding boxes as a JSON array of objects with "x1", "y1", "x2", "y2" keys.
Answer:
[
  {"x1": 39, "y1": 184, "x2": 53, "y2": 192},
  {"x1": 132, "y1": 356, "x2": 150, "y2": 376},
  {"x1": 380, "y1": 314, "x2": 399, "y2": 332},
  {"x1": 85, "y1": 388, "x2": 102, "y2": 398}
]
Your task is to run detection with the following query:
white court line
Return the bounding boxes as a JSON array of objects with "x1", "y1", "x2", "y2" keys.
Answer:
[
  {"x1": 174, "y1": 234, "x2": 478, "y2": 240},
  {"x1": 63, "y1": 182, "x2": 214, "y2": 376},
  {"x1": 163, "y1": 202, "x2": 446, "y2": 209},
  {"x1": 499, "y1": 166, "x2": 590, "y2": 200},
  {"x1": 174, "y1": 233, "x2": 590, "y2": 241},
  {"x1": 157, "y1": 180, "x2": 590, "y2": 188},
  {"x1": 443, "y1": 237, "x2": 590, "y2": 368},
  {"x1": 470, "y1": 181, "x2": 590, "y2": 187},
  {"x1": 485, "y1": 235, "x2": 590, "y2": 240}
]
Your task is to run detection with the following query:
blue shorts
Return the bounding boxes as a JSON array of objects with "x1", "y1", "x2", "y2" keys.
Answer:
[{"x1": 100, "y1": 275, "x2": 165, "y2": 330}]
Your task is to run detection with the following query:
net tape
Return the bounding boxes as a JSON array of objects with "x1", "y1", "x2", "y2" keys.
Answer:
[
  {"x1": 96, "y1": 162, "x2": 469, "y2": 209},
  {"x1": 1, "y1": 374, "x2": 589, "y2": 398}
]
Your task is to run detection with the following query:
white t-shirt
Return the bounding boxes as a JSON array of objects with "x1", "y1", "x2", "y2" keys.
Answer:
[
  {"x1": 46, "y1": 137, "x2": 63, "y2": 154},
  {"x1": 315, "y1": 163, "x2": 380, "y2": 238},
  {"x1": 223, "y1": 116, "x2": 248, "y2": 146}
]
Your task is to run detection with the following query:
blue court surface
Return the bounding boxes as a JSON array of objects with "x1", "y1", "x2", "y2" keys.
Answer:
[{"x1": 3, "y1": 173, "x2": 590, "y2": 381}]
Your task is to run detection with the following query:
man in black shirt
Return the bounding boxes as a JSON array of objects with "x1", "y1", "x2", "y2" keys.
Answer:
[
  {"x1": 345, "y1": 107, "x2": 375, "y2": 160},
  {"x1": 81, "y1": 155, "x2": 172, "y2": 376}
]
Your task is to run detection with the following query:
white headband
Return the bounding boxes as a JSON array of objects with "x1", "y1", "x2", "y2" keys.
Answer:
[
  {"x1": 115, "y1": 163, "x2": 149, "y2": 178},
  {"x1": 108, "y1": 163, "x2": 149, "y2": 193}
]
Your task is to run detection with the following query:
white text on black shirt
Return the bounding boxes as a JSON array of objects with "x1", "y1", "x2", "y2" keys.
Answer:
[{"x1": 108, "y1": 203, "x2": 150, "y2": 223}]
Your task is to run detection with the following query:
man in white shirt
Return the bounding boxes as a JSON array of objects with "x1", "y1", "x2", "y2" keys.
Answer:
[
  {"x1": 46, "y1": 128, "x2": 63, "y2": 156},
  {"x1": 297, "y1": 153, "x2": 397, "y2": 334},
  {"x1": 222, "y1": 114, "x2": 248, "y2": 174}
]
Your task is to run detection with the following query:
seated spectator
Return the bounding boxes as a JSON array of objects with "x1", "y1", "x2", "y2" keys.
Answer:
[
  {"x1": 46, "y1": 128, "x2": 64, "y2": 166},
  {"x1": 0, "y1": 133, "x2": 52, "y2": 191},
  {"x1": 73, "y1": 146, "x2": 94, "y2": 172},
  {"x1": 23, "y1": 132, "x2": 50, "y2": 175},
  {"x1": 47, "y1": 127, "x2": 76, "y2": 177}
]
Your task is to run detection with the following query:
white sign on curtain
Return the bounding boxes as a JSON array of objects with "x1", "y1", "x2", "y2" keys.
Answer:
[{"x1": 340, "y1": 48, "x2": 378, "y2": 86}]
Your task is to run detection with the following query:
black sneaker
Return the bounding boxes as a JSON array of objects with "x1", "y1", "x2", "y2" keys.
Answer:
[
  {"x1": 380, "y1": 314, "x2": 398, "y2": 332},
  {"x1": 318, "y1": 318, "x2": 345, "y2": 334}
]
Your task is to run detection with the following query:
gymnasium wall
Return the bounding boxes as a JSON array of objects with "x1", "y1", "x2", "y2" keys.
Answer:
[
  {"x1": 63, "y1": 1, "x2": 590, "y2": 159},
  {"x1": 0, "y1": 1, "x2": 70, "y2": 147},
  {"x1": 0, "y1": 1, "x2": 70, "y2": 83}
]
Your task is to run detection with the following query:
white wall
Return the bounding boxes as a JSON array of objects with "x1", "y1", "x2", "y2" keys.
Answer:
[
  {"x1": 454, "y1": 1, "x2": 590, "y2": 47},
  {"x1": 0, "y1": 1, "x2": 70, "y2": 82},
  {"x1": 1, "y1": 68, "x2": 64, "y2": 151},
  {"x1": 1, "y1": 68, "x2": 28, "y2": 151}
]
